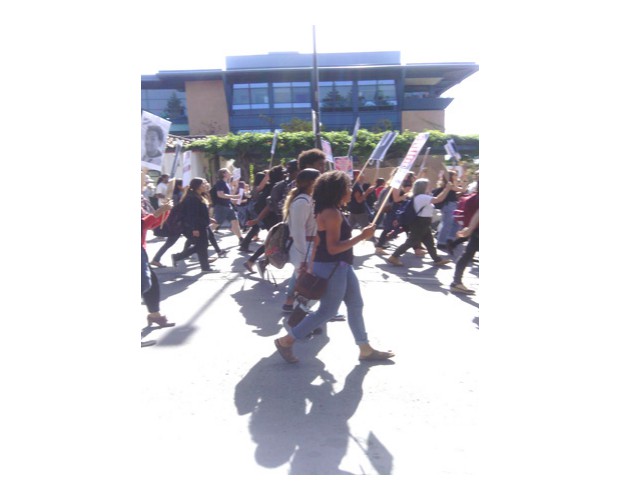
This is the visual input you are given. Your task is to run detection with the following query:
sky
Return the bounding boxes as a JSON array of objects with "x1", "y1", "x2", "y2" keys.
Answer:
[{"x1": 137, "y1": 8, "x2": 482, "y2": 135}]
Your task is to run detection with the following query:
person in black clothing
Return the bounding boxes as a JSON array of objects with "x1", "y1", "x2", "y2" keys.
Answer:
[
  {"x1": 347, "y1": 170, "x2": 374, "y2": 229},
  {"x1": 433, "y1": 169, "x2": 462, "y2": 249},
  {"x1": 171, "y1": 178, "x2": 219, "y2": 273},
  {"x1": 240, "y1": 165, "x2": 286, "y2": 274}
]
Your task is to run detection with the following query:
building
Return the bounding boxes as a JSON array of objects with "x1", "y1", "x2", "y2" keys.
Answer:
[{"x1": 141, "y1": 51, "x2": 478, "y2": 137}]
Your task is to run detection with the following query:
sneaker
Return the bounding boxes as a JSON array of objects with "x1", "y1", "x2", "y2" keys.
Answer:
[
  {"x1": 208, "y1": 256, "x2": 217, "y2": 263},
  {"x1": 257, "y1": 259, "x2": 268, "y2": 280},
  {"x1": 238, "y1": 246, "x2": 252, "y2": 253},
  {"x1": 432, "y1": 258, "x2": 451, "y2": 266},
  {"x1": 387, "y1": 255, "x2": 403, "y2": 266},
  {"x1": 150, "y1": 260, "x2": 166, "y2": 268},
  {"x1": 450, "y1": 282, "x2": 475, "y2": 294},
  {"x1": 375, "y1": 247, "x2": 388, "y2": 255},
  {"x1": 218, "y1": 250, "x2": 228, "y2": 258},
  {"x1": 282, "y1": 303, "x2": 294, "y2": 313},
  {"x1": 243, "y1": 261, "x2": 255, "y2": 273}
]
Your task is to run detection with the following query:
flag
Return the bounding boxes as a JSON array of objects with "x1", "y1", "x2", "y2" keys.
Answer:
[
  {"x1": 347, "y1": 117, "x2": 361, "y2": 158},
  {"x1": 369, "y1": 131, "x2": 398, "y2": 161}
]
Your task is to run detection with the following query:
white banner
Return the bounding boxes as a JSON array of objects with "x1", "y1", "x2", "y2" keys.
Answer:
[
  {"x1": 321, "y1": 139, "x2": 334, "y2": 163},
  {"x1": 182, "y1": 151, "x2": 192, "y2": 187},
  {"x1": 389, "y1": 133, "x2": 430, "y2": 189}
]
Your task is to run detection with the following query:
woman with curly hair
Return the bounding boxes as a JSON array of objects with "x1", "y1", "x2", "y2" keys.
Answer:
[{"x1": 274, "y1": 170, "x2": 395, "y2": 364}]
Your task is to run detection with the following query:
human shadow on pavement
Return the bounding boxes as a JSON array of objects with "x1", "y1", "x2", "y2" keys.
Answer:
[
  {"x1": 230, "y1": 280, "x2": 286, "y2": 337},
  {"x1": 234, "y1": 335, "x2": 394, "y2": 474}
]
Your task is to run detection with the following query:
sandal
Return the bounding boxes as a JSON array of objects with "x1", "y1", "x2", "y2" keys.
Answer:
[
  {"x1": 359, "y1": 349, "x2": 395, "y2": 362},
  {"x1": 274, "y1": 339, "x2": 298, "y2": 363}
]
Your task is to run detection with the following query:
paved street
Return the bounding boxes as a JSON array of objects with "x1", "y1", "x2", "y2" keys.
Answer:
[{"x1": 139, "y1": 227, "x2": 479, "y2": 480}]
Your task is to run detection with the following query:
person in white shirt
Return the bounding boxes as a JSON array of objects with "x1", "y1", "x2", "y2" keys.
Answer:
[
  {"x1": 387, "y1": 178, "x2": 453, "y2": 267},
  {"x1": 280, "y1": 168, "x2": 321, "y2": 312}
]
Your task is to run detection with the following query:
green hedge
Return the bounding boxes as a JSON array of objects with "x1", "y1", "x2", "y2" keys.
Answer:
[{"x1": 185, "y1": 129, "x2": 478, "y2": 179}]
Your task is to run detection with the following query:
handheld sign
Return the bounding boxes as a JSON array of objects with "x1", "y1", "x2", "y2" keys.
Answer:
[
  {"x1": 334, "y1": 156, "x2": 354, "y2": 178},
  {"x1": 346, "y1": 117, "x2": 361, "y2": 158},
  {"x1": 355, "y1": 130, "x2": 399, "y2": 184},
  {"x1": 141, "y1": 111, "x2": 171, "y2": 172},
  {"x1": 374, "y1": 133, "x2": 429, "y2": 225},
  {"x1": 321, "y1": 138, "x2": 334, "y2": 164},
  {"x1": 369, "y1": 131, "x2": 398, "y2": 161},
  {"x1": 182, "y1": 151, "x2": 192, "y2": 187}
]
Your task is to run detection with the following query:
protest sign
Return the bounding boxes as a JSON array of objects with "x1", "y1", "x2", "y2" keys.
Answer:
[
  {"x1": 141, "y1": 111, "x2": 171, "y2": 171},
  {"x1": 334, "y1": 157, "x2": 353, "y2": 178}
]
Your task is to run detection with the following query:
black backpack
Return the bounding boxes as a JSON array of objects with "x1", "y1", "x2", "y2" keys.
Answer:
[
  {"x1": 396, "y1": 195, "x2": 424, "y2": 229},
  {"x1": 154, "y1": 203, "x2": 185, "y2": 238}
]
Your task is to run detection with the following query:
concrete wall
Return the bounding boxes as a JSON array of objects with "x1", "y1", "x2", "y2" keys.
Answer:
[
  {"x1": 401, "y1": 110, "x2": 445, "y2": 133},
  {"x1": 186, "y1": 81, "x2": 230, "y2": 135}
]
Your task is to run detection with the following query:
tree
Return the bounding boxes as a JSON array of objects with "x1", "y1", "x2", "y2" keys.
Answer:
[{"x1": 164, "y1": 92, "x2": 185, "y2": 119}]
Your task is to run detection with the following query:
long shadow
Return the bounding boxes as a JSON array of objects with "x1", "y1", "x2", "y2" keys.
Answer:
[
  {"x1": 155, "y1": 274, "x2": 241, "y2": 346},
  {"x1": 234, "y1": 335, "x2": 394, "y2": 474},
  {"x1": 229, "y1": 279, "x2": 287, "y2": 337}
]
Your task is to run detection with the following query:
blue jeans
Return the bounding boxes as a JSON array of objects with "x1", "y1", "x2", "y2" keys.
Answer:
[
  {"x1": 437, "y1": 201, "x2": 459, "y2": 245},
  {"x1": 291, "y1": 261, "x2": 368, "y2": 345}
]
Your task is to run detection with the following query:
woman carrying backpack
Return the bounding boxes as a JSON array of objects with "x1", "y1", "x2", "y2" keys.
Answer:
[
  {"x1": 280, "y1": 168, "x2": 321, "y2": 312},
  {"x1": 273, "y1": 170, "x2": 394, "y2": 364},
  {"x1": 387, "y1": 178, "x2": 453, "y2": 267}
]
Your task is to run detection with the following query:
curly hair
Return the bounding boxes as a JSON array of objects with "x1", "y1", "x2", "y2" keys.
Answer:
[
  {"x1": 312, "y1": 170, "x2": 351, "y2": 214},
  {"x1": 298, "y1": 148, "x2": 326, "y2": 170}
]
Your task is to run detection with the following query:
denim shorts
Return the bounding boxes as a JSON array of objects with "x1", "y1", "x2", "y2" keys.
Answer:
[{"x1": 213, "y1": 204, "x2": 238, "y2": 224}]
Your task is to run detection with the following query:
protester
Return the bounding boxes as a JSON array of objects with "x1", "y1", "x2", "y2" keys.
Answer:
[
  {"x1": 298, "y1": 148, "x2": 327, "y2": 173},
  {"x1": 387, "y1": 178, "x2": 452, "y2": 267},
  {"x1": 347, "y1": 170, "x2": 374, "y2": 229},
  {"x1": 273, "y1": 170, "x2": 394, "y2": 364},
  {"x1": 211, "y1": 168, "x2": 243, "y2": 244},
  {"x1": 450, "y1": 192, "x2": 479, "y2": 295},
  {"x1": 433, "y1": 169, "x2": 461, "y2": 250},
  {"x1": 241, "y1": 165, "x2": 286, "y2": 275},
  {"x1": 374, "y1": 175, "x2": 413, "y2": 255},
  {"x1": 154, "y1": 174, "x2": 170, "y2": 208},
  {"x1": 171, "y1": 178, "x2": 219, "y2": 273},
  {"x1": 141, "y1": 171, "x2": 175, "y2": 341},
  {"x1": 280, "y1": 168, "x2": 321, "y2": 311}
]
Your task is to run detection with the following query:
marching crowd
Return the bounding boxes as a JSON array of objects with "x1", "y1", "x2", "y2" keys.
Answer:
[{"x1": 141, "y1": 148, "x2": 479, "y2": 358}]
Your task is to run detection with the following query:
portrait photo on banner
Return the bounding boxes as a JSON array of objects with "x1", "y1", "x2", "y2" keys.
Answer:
[{"x1": 141, "y1": 111, "x2": 171, "y2": 171}]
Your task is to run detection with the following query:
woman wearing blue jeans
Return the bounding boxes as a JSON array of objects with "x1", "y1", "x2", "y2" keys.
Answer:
[{"x1": 274, "y1": 170, "x2": 394, "y2": 364}]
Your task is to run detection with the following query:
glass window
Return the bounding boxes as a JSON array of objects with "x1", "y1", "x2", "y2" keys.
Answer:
[
  {"x1": 273, "y1": 82, "x2": 311, "y2": 109},
  {"x1": 358, "y1": 79, "x2": 396, "y2": 108},
  {"x1": 233, "y1": 83, "x2": 270, "y2": 110},
  {"x1": 141, "y1": 89, "x2": 187, "y2": 119},
  {"x1": 320, "y1": 81, "x2": 353, "y2": 110}
]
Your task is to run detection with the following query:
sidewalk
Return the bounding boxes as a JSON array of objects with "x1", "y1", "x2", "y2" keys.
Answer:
[{"x1": 139, "y1": 227, "x2": 479, "y2": 479}]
